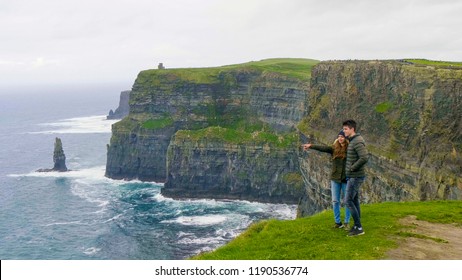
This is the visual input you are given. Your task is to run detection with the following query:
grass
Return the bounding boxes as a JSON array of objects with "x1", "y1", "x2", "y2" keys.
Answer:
[
  {"x1": 112, "y1": 113, "x2": 173, "y2": 131},
  {"x1": 375, "y1": 101, "x2": 393, "y2": 113},
  {"x1": 234, "y1": 58, "x2": 320, "y2": 80},
  {"x1": 192, "y1": 200, "x2": 462, "y2": 260},
  {"x1": 141, "y1": 116, "x2": 174, "y2": 130},
  {"x1": 136, "y1": 58, "x2": 320, "y2": 86},
  {"x1": 395, "y1": 231, "x2": 448, "y2": 243},
  {"x1": 404, "y1": 59, "x2": 462, "y2": 67},
  {"x1": 137, "y1": 67, "x2": 223, "y2": 85}
]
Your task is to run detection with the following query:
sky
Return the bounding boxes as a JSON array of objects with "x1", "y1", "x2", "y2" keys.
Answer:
[{"x1": 1, "y1": 0, "x2": 462, "y2": 90}]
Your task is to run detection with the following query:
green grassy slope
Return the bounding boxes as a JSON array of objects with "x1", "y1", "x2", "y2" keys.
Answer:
[
  {"x1": 136, "y1": 58, "x2": 320, "y2": 85},
  {"x1": 230, "y1": 58, "x2": 320, "y2": 80},
  {"x1": 403, "y1": 59, "x2": 462, "y2": 67},
  {"x1": 193, "y1": 200, "x2": 462, "y2": 260}
]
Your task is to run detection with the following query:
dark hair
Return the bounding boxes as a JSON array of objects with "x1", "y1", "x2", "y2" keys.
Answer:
[{"x1": 342, "y1": 119, "x2": 357, "y2": 131}]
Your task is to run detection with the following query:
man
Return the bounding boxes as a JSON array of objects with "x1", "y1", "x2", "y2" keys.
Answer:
[{"x1": 342, "y1": 119, "x2": 369, "y2": 236}]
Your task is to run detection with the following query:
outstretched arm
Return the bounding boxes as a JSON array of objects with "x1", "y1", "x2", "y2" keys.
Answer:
[{"x1": 302, "y1": 143, "x2": 333, "y2": 154}]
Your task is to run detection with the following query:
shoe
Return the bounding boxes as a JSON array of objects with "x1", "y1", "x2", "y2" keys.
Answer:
[
  {"x1": 343, "y1": 223, "x2": 350, "y2": 231},
  {"x1": 334, "y1": 222, "x2": 344, "y2": 228},
  {"x1": 348, "y1": 227, "x2": 365, "y2": 237}
]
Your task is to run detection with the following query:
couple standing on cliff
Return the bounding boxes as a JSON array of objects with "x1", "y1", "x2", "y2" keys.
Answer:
[{"x1": 302, "y1": 119, "x2": 369, "y2": 237}]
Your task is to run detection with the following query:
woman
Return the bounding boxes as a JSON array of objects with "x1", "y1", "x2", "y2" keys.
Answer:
[{"x1": 302, "y1": 130, "x2": 351, "y2": 229}]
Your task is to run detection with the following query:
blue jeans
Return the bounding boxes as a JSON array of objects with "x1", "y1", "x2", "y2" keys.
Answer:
[
  {"x1": 331, "y1": 181, "x2": 350, "y2": 224},
  {"x1": 346, "y1": 177, "x2": 365, "y2": 228}
]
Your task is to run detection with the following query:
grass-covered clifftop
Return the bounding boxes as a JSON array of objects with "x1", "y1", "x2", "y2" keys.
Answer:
[
  {"x1": 193, "y1": 200, "x2": 462, "y2": 260},
  {"x1": 134, "y1": 58, "x2": 318, "y2": 87},
  {"x1": 403, "y1": 58, "x2": 462, "y2": 68}
]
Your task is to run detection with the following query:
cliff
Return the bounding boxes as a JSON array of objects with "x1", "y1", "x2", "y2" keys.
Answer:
[
  {"x1": 164, "y1": 127, "x2": 303, "y2": 203},
  {"x1": 107, "y1": 90, "x2": 131, "y2": 119},
  {"x1": 297, "y1": 60, "x2": 462, "y2": 216},
  {"x1": 106, "y1": 59, "x2": 317, "y2": 203}
]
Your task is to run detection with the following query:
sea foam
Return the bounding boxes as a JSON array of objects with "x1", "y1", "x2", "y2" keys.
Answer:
[
  {"x1": 30, "y1": 115, "x2": 118, "y2": 134},
  {"x1": 161, "y1": 214, "x2": 228, "y2": 226},
  {"x1": 8, "y1": 166, "x2": 113, "y2": 182}
]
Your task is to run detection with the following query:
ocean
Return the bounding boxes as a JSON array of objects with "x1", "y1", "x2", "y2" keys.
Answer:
[{"x1": 0, "y1": 86, "x2": 296, "y2": 260}]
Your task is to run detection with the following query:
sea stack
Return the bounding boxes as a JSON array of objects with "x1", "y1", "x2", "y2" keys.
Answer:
[
  {"x1": 37, "y1": 137, "x2": 68, "y2": 172},
  {"x1": 52, "y1": 137, "x2": 68, "y2": 171},
  {"x1": 107, "y1": 90, "x2": 131, "y2": 119}
]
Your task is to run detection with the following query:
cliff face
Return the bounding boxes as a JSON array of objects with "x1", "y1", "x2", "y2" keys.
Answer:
[
  {"x1": 164, "y1": 127, "x2": 303, "y2": 203},
  {"x1": 106, "y1": 59, "x2": 316, "y2": 203},
  {"x1": 105, "y1": 124, "x2": 176, "y2": 181},
  {"x1": 298, "y1": 61, "x2": 462, "y2": 216},
  {"x1": 107, "y1": 90, "x2": 131, "y2": 119}
]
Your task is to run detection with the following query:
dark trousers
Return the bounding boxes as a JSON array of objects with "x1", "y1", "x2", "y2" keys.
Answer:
[{"x1": 345, "y1": 177, "x2": 365, "y2": 228}]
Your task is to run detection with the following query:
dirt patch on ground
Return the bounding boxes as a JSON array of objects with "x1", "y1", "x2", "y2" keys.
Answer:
[{"x1": 385, "y1": 215, "x2": 462, "y2": 260}]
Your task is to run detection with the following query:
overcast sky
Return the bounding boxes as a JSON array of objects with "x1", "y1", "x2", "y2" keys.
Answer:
[{"x1": 1, "y1": 0, "x2": 461, "y2": 89}]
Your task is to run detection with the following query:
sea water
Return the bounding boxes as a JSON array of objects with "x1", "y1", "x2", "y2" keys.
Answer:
[{"x1": 0, "y1": 86, "x2": 296, "y2": 260}]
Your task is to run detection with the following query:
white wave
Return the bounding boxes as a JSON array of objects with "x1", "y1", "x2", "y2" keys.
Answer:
[
  {"x1": 162, "y1": 196, "x2": 296, "y2": 220},
  {"x1": 8, "y1": 166, "x2": 116, "y2": 210},
  {"x1": 102, "y1": 214, "x2": 123, "y2": 223},
  {"x1": 153, "y1": 193, "x2": 175, "y2": 203},
  {"x1": 73, "y1": 166, "x2": 124, "y2": 185},
  {"x1": 161, "y1": 214, "x2": 228, "y2": 226},
  {"x1": 177, "y1": 231, "x2": 194, "y2": 238},
  {"x1": 70, "y1": 183, "x2": 111, "y2": 210},
  {"x1": 230, "y1": 200, "x2": 297, "y2": 220},
  {"x1": 8, "y1": 169, "x2": 77, "y2": 179},
  {"x1": 9, "y1": 166, "x2": 106, "y2": 181},
  {"x1": 9, "y1": 166, "x2": 125, "y2": 186},
  {"x1": 215, "y1": 228, "x2": 240, "y2": 239},
  {"x1": 8, "y1": 166, "x2": 165, "y2": 216},
  {"x1": 83, "y1": 247, "x2": 101, "y2": 255},
  {"x1": 264, "y1": 203, "x2": 298, "y2": 220},
  {"x1": 44, "y1": 220, "x2": 85, "y2": 227},
  {"x1": 214, "y1": 214, "x2": 251, "y2": 234},
  {"x1": 30, "y1": 115, "x2": 118, "y2": 134},
  {"x1": 177, "y1": 235, "x2": 226, "y2": 245}
]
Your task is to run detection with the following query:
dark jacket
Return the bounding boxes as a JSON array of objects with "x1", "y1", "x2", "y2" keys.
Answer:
[
  {"x1": 345, "y1": 134, "x2": 369, "y2": 178},
  {"x1": 310, "y1": 143, "x2": 347, "y2": 183}
]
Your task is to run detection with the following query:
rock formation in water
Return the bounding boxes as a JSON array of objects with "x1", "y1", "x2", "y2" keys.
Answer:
[
  {"x1": 107, "y1": 90, "x2": 131, "y2": 119},
  {"x1": 105, "y1": 58, "x2": 462, "y2": 211},
  {"x1": 37, "y1": 137, "x2": 68, "y2": 172}
]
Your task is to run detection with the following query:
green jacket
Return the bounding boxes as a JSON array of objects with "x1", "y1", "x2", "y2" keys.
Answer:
[
  {"x1": 310, "y1": 144, "x2": 347, "y2": 183},
  {"x1": 345, "y1": 134, "x2": 369, "y2": 178}
]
